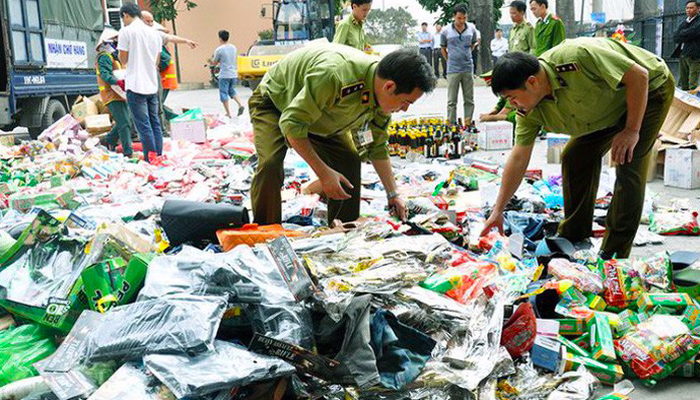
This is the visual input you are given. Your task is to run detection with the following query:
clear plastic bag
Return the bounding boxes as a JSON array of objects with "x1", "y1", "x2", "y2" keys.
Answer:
[
  {"x1": 86, "y1": 362, "x2": 176, "y2": 400},
  {"x1": 82, "y1": 295, "x2": 227, "y2": 363},
  {"x1": 548, "y1": 258, "x2": 603, "y2": 294},
  {"x1": 144, "y1": 340, "x2": 295, "y2": 399},
  {"x1": 615, "y1": 314, "x2": 700, "y2": 385}
]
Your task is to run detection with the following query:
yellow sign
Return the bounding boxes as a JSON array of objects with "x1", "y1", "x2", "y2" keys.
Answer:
[{"x1": 238, "y1": 55, "x2": 284, "y2": 79}]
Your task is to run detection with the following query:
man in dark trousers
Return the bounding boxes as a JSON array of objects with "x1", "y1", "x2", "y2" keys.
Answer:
[{"x1": 673, "y1": 0, "x2": 700, "y2": 90}]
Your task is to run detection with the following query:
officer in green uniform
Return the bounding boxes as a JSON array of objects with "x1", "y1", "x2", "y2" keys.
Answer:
[
  {"x1": 509, "y1": 1, "x2": 535, "y2": 54},
  {"x1": 530, "y1": 0, "x2": 566, "y2": 56},
  {"x1": 481, "y1": 37, "x2": 674, "y2": 259},
  {"x1": 250, "y1": 44, "x2": 436, "y2": 225},
  {"x1": 95, "y1": 30, "x2": 133, "y2": 157},
  {"x1": 334, "y1": 0, "x2": 372, "y2": 52}
]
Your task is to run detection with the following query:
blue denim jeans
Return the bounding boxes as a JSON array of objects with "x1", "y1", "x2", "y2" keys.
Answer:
[{"x1": 126, "y1": 90, "x2": 163, "y2": 162}]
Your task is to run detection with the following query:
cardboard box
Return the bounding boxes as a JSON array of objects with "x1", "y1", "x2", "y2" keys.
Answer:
[
  {"x1": 85, "y1": 114, "x2": 112, "y2": 135},
  {"x1": 171, "y1": 108, "x2": 207, "y2": 143},
  {"x1": 70, "y1": 96, "x2": 98, "y2": 125},
  {"x1": 636, "y1": 293, "x2": 694, "y2": 313},
  {"x1": 557, "y1": 318, "x2": 586, "y2": 336},
  {"x1": 531, "y1": 319, "x2": 561, "y2": 371},
  {"x1": 560, "y1": 352, "x2": 624, "y2": 386},
  {"x1": 586, "y1": 313, "x2": 616, "y2": 363},
  {"x1": 88, "y1": 94, "x2": 109, "y2": 115},
  {"x1": 664, "y1": 148, "x2": 700, "y2": 189},
  {"x1": 477, "y1": 121, "x2": 513, "y2": 150},
  {"x1": 547, "y1": 133, "x2": 569, "y2": 164}
]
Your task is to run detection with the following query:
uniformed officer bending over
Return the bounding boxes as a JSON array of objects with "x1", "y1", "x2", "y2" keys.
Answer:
[
  {"x1": 480, "y1": 37, "x2": 675, "y2": 259},
  {"x1": 250, "y1": 44, "x2": 437, "y2": 225}
]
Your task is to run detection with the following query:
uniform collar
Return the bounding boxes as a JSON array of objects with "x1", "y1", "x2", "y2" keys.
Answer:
[
  {"x1": 351, "y1": 14, "x2": 363, "y2": 26},
  {"x1": 365, "y1": 62, "x2": 380, "y2": 108},
  {"x1": 539, "y1": 13, "x2": 552, "y2": 23},
  {"x1": 541, "y1": 61, "x2": 566, "y2": 102}
]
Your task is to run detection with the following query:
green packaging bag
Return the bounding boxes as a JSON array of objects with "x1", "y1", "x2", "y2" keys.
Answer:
[
  {"x1": 0, "y1": 210, "x2": 90, "y2": 332},
  {"x1": 0, "y1": 324, "x2": 57, "y2": 386},
  {"x1": 81, "y1": 254, "x2": 153, "y2": 313}
]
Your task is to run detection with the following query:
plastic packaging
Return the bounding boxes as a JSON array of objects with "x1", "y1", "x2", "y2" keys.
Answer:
[
  {"x1": 144, "y1": 340, "x2": 295, "y2": 399},
  {"x1": 632, "y1": 252, "x2": 673, "y2": 292},
  {"x1": 82, "y1": 295, "x2": 227, "y2": 363},
  {"x1": 615, "y1": 314, "x2": 700, "y2": 385},
  {"x1": 0, "y1": 324, "x2": 56, "y2": 386},
  {"x1": 601, "y1": 259, "x2": 643, "y2": 310},
  {"x1": 86, "y1": 362, "x2": 176, "y2": 400},
  {"x1": 649, "y1": 211, "x2": 700, "y2": 236},
  {"x1": 548, "y1": 258, "x2": 604, "y2": 294}
]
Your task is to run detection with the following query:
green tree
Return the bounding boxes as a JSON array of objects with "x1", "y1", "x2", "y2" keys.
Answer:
[
  {"x1": 149, "y1": 0, "x2": 197, "y2": 22},
  {"x1": 258, "y1": 29, "x2": 274, "y2": 41},
  {"x1": 365, "y1": 7, "x2": 419, "y2": 45}
]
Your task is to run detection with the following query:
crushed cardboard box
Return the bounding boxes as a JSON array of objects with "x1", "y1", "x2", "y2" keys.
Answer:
[
  {"x1": 70, "y1": 96, "x2": 99, "y2": 125},
  {"x1": 85, "y1": 114, "x2": 113, "y2": 135}
]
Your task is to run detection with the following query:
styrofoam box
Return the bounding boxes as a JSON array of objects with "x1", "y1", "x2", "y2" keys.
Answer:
[
  {"x1": 664, "y1": 148, "x2": 700, "y2": 189},
  {"x1": 478, "y1": 121, "x2": 513, "y2": 150},
  {"x1": 171, "y1": 119, "x2": 207, "y2": 143}
]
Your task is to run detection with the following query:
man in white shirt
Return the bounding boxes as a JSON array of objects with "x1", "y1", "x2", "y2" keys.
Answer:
[
  {"x1": 418, "y1": 22, "x2": 434, "y2": 65},
  {"x1": 117, "y1": 3, "x2": 164, "y2": 163},
  {"x1": 490, "y1": 28, "x2": 508, "y2": 64},
  {"x1": 433, "y1": 23, "x2": 446, "y2": 79}
]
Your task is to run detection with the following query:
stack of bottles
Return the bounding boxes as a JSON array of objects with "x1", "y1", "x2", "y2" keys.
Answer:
[{"x1": 387, "y1": 118, "x2": 479, "y2": 160}]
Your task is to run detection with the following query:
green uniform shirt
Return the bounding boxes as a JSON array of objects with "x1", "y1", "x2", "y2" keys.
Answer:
[
  {"x1": 515, "y1": 38, "x2": 671, "y2": 146},
  {"x1": 509, "y1": 21, "x2": 536, "y2": 54},
  {"x1": 260, "y1": 43, "x2": 390, "y2": 160},
  {"x1": 333, "y1": 14, "x2": 368, "y2": 51},
  {"x1": 534, "y1": 14, "x2": 566, "y2": 56},
  {"x1": 97, "y1": 53, "x2": 117, "y2": 85}
]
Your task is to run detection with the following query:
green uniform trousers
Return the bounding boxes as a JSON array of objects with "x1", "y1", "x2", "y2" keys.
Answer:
[
  {"x1": 249, "y1": 89, "x2": 362, "y2": 225},
  {"x1": 558, "y1": 76, "x2": 675, "y2": 259},
  {"x1": 105, "y1": 101, "x2": 133, "y2": 157},
  {"x1": 679, "y1": 56, "x2": 700, "y2": 91}
]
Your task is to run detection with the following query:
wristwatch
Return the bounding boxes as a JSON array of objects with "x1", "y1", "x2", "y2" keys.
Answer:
[{"x1": 386, "y1": 190, "x2": 399, "y2": 200}]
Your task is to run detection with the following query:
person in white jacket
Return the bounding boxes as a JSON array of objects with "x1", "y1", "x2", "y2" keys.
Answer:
[{"x1": 490, "y1": 28, "x2": 508, "y2": 64}]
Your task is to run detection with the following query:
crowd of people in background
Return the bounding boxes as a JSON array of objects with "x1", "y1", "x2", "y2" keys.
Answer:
[{"x1": 412, "y1": 0, "x2": 567, "y2": 126}]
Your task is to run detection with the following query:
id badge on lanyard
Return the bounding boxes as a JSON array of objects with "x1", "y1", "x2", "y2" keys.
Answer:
[{"x1": 353, "y1": 121, "x2": 374, "y2": 148}]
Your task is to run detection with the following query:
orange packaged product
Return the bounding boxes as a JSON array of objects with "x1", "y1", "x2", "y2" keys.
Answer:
[{"x1": 217, "y1": 224, "x2": 305, "y2": 251}]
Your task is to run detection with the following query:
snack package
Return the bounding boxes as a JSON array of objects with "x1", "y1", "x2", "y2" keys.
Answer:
[
  {"x1": 614, "y1": 314, "x2": 700, "y2": 385},
  {"x1": 601, "y1": 260, "x2": 643, "y2": 310},
  {"x1": 633, "y1": 252, "x2": 673, "y2": 292},
  {"x1": 548, "y1": 258, "x2": 604, "y2": 294},
  {"x1": 649, "y1": 211, "x2": 700, "y2": 236}
]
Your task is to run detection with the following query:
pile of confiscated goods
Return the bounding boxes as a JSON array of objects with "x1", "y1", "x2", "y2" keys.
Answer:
[{"x1": 0, "y1": 115, "x2": 698, "y2": 400}]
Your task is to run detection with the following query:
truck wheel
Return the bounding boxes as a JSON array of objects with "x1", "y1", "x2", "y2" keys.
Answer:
[{"x1": 41, "y1": 99, "x2": 67, "y2": 131}]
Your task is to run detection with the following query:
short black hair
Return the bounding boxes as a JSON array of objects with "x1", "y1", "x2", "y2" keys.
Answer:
[
  {"x1": 496, "y1": 28, "x2": 503, "y2": 32},
  {"x1": 530, "y1": 0, "x2": 549, "y2": 7},
  {"x1": 687, "y1": 0, "x2": 699, "y2": 5},
  {"x1": 454, "y1": 3, "x2": 468, "y2": 15},
  {"x1": 491, "y1": 52, "x2": 541, "y2": 95},
  {"x1": 351, "y1": 0, "x2": 372, "y2": 6},
  {"x1": 378, "y1": 48, "x2": 437, "y2": 95},
  {"x1": 219, "y1": 30, "x2": 229, "y2": 42},
  {"x1": 422, "y1": 22, "x2": 428, "y2": 26},
  {"x1": 120, "y1": 3, "x2": 141, "y2": 18},
  {"x1": 510, "y1": 1, "x2": 527, "y2": 12}
]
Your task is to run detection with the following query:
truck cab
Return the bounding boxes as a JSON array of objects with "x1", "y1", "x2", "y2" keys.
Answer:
[{"x1": 0, "y1": 0, "x2": 103, "y2": 136}]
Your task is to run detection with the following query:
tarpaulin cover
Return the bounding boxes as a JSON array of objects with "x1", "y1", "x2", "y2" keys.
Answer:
[{"x1": 39, "y1": 0, "x2": 103, "y2": 32}]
